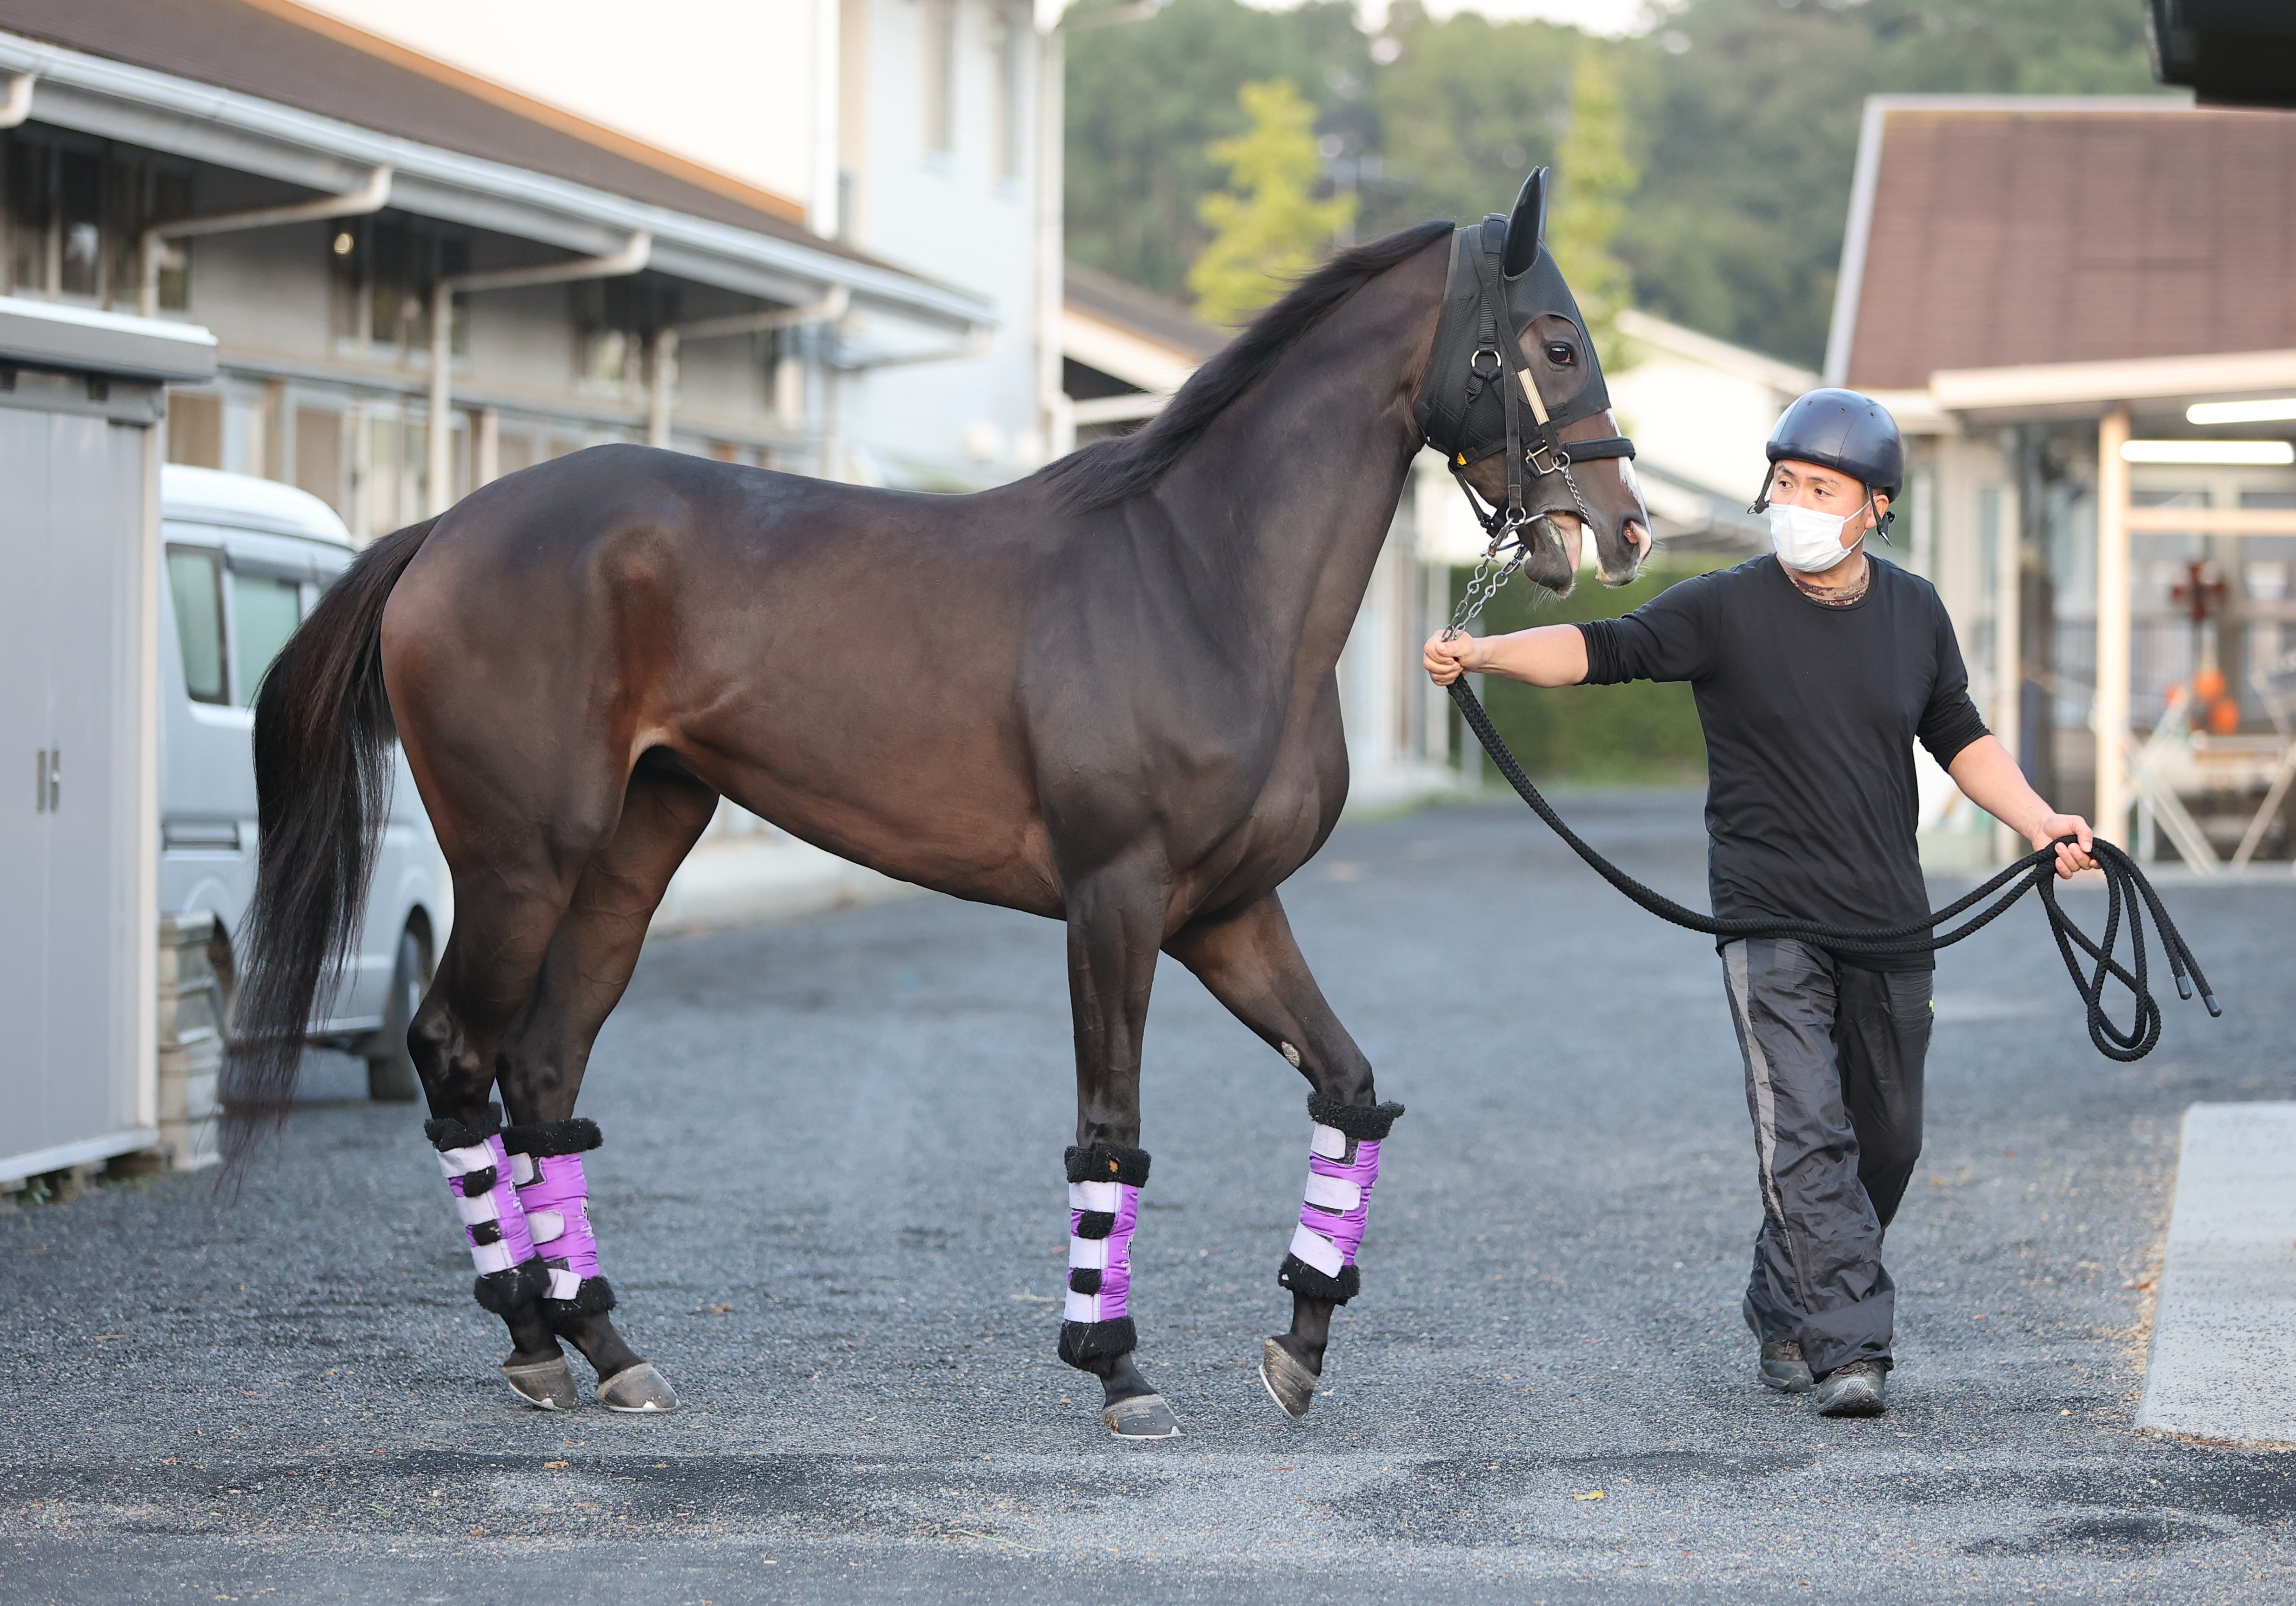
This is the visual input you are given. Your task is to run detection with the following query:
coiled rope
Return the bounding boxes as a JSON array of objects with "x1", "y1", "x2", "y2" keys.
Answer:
[{"x1": 1448, "y1": 679, "x2": 2220, "y2": 1062}]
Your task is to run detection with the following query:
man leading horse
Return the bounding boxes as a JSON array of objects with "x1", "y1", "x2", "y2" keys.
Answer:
[{"x1": 1427, "y1": 390, "x2": 2096, "y2": 1417}]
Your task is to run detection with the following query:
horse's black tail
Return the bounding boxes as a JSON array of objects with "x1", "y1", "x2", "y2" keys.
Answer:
[{"x1": 220, "y1": 518, "x2": 436, "y2": 1169}]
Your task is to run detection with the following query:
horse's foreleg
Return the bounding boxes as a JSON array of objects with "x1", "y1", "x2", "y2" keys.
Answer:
[
  {"x1": 492, "y1": 763, "x2": 718, "y2": 1413},
  {"x1": 1058, "y1": 851, "x2": 1180, "y2": 1439},
  {"x1": 1165, "y1": 892, "x2": 1403, "y2": 1420}
]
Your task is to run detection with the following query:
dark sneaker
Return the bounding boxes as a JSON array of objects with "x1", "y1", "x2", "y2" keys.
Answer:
[
  {"x1": 1812, "y1": 1360, "x2": 1888, "y2": 1418},
  {"x1": 1743, "y1": 1297, "x2": 1812, "y2": 1393}
]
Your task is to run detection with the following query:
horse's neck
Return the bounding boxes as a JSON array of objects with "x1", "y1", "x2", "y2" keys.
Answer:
[{"x1": 1159, "y1": 272, "x2": 1436, "y2": 682}]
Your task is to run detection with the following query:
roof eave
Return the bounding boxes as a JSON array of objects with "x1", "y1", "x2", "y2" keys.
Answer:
[
  {"x1": 0, "y1": 29, "x2": 993, "y2": 333},
  {"x1": 1930, "y1": 348, "x2": 2296, "y2": 423}
]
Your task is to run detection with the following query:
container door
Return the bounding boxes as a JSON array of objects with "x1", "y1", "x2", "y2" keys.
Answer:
[
  {"x1": 44, "y1": 416, "x2": 147, "y2": 1148},
  {"x1": 0, "y1": 408, "x2": 57, "y2": 1158},
  {"x1": 0, "y1": 409, "x2": 146, "y2": 1170}
]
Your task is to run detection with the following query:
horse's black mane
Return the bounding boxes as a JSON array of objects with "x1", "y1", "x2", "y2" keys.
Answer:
[{"x1": 1044, "y1": 221, "x2": 1455, "y2": 512}]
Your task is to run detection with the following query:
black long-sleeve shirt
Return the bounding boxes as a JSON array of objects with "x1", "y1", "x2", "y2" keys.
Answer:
[{"x1": 1577, "y1": 554, "x2": 1991, "y2": 970}]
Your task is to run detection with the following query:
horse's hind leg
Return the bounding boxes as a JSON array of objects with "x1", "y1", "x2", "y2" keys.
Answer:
[
  {"x1": 408, "y1": 854, "x2": 592, "y2": 1404},
  {"x1": 1057, "y1": 851, "x2": 1181, "y2": 1439},
  {"x1": 491, "y1": 761, "x2": 719, "y2": 1412},
  {"x1": 1166, "y1": 892, "x2": 1403, "y2": 1421}
]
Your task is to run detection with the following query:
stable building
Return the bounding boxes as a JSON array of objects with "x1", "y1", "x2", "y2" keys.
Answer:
[
  {"x1": 0, "y1": 0, "x2": 992, "y2": 542},
  {"x1": 1829, "y1": 94, "x2": 2296, "y2": 871}
]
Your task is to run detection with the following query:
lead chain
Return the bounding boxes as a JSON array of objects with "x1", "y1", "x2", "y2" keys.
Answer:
[{"x1": 1444, "y1": 520, "x2": 1531, "y2": 639}]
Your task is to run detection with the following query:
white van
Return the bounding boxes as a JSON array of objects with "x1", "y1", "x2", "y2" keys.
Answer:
[{"x1": 159, "y1": 465, "x2": 450, "y2": 1100}]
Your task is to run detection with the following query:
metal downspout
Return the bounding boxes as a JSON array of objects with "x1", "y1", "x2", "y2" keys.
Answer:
[
  {"x1": 140, "y1": 165, "x2": 394, "y2": 318},
  {"x1": 646, "y1": 285, "x2": 850, "y2": 450},
  {"x1": 426, "y1": 231, "x2": 652, "y2": 515},
  {"x1": 0, "y1": 71, "x2": 32, "y2": 129}
]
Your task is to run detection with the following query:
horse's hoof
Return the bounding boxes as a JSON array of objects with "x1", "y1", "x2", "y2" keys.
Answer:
[
  {"x1": 596, "y1": 1360, "x2": 679, "y2": 1413},
  {"x1": 1101, "y1": 1393, "x2": 1181, "y2": 1439},
  {"x1": 1259, "y1": 1337, "x2": 1318, "y2": 1420},
  {"x1": 501, "y1": 1355, "x2": 579, "y2": 1411}
]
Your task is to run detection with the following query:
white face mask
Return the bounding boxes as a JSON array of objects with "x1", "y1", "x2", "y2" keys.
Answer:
[{"x1": 1767, "y1": 499, "x2": 1865, "y2": 573}]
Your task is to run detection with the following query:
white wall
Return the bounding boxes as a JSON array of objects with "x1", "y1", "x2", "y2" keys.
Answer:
[
  {"x1": 296, "y1": 0, "x2": 826, "y2": 215},
  {"x1": 834, "y1": 0, "x2": 1043, "y2": 485}
]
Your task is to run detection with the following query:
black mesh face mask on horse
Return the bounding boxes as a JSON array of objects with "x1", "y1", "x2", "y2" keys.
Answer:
[{"x1": 1412, "y1": 167, "x2": 1636, "y2": 606}]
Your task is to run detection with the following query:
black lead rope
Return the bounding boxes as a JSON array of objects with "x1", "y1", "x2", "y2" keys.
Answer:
[{"x1": 1447, "y1": 679, "x2": 2222, "y2": 1063}]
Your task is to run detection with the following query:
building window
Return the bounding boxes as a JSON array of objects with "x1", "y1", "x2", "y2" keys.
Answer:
[
  {"x1": 990, "y1": 4, "x2": 1026, "y2": 181},
  {"x1": 329, "y1": 215, "x2": 470, "y2": 357},
  {"x1": 0, "y1": 130, "x2": 192, "y2": 308},
  {"x1": 921, "y1": 0, "x2": 958, "y2": 157}
]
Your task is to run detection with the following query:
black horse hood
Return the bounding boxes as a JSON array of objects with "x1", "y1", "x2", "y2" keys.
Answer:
[{"x1": 1414, "y1": 167, "x2": 1616, "y2": 470}]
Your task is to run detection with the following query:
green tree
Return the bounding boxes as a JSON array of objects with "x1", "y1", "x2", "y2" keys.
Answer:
[
  {"x1": 1545, "y1": 50, "x2": 1639, "y2": 353},
  {"x1": 1063, "y1": 0, "x2": 2164, "y2": 363},
  {"x1": 1188, "y1": 80, "x2": 1359, "y2": 327},
  {"x1": 1065, "y1": 0, "x2": 1368, "y2": 299},
  {"x1": 1362, "y1": 5, "x2": 1583, "y2": 239}
]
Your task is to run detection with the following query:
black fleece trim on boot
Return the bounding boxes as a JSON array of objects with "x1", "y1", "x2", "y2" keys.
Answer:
[
  {"x1": 1306, "y1": 1094, "x2": 1405, "y2": 1142},
  {"x1": 1057, "y1": 1316, "x2": 1137, "y2": 1368},
  {"x1": 424, "y1": 1104, "x2": 503, "y2": 1151},
  {"x1": 501, "y1": 1118, "x2": 602, "y2": 1158},
  {"x1": 541, "y1": 1275, "x2": 618, "y2": 1334},
  {"x1": 1071, "y1": 1210, "x2": 1116, "y2": 1240},
  {"x1": 1069, "y1": 1268, "x2": 1102, "y2": 1296},
  {"x1": 1277, "y1": 1253, "x2": 1361, "y2": 1304},
  {"x1": 1064, "y1": 1142, "x2": 1150, "y2": 1187},
  {"x1": 472, "y1": 1255, "x2": 545, "y2": 1315}
]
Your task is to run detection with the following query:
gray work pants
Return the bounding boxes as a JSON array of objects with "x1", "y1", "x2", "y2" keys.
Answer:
[{"x1": 1722, "y1": 938, "x2": 1932, "y2": 1379}]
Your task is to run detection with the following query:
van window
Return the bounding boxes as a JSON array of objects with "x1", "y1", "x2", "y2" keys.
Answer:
[
  {"x1": 166, "y1": 546, "x2": 227, "y2": 704},
  {"x1": 232, "y1": 572, "x2": 304, "y2": 709}
]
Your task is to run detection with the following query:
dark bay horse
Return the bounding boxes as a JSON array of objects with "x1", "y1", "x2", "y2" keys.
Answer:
[{"x1": 225, "y1": 173, "x2": 1649, "y2": 1436}]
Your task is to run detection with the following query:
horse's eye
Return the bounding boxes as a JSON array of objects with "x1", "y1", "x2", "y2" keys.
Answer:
[{"x1": 1545, "y1": 343, "x2": 1575, "y2": 366}]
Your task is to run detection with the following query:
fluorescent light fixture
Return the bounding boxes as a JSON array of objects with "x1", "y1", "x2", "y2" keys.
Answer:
[
  {"x1": 2121, "y1": 440, "x2": 2295, "y2": 466},
  {"x1": 2188, "y1": 397, "x2": 2296, "y2": 426}
]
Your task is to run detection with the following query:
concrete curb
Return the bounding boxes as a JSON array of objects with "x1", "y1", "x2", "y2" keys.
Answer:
[{"x1": 2136, "y1": 1100, "x2": 2296, "y2": 1444}]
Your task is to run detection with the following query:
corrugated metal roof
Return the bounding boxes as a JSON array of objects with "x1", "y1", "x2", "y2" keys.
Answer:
[{"x1": 1835, "y1": 99, "x2": 2296, "y2": 393}]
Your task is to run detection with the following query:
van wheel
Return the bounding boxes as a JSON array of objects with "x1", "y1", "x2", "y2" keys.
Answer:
[{"x1": 366, "y1": 926, "x2": 431, "y2": 1103}]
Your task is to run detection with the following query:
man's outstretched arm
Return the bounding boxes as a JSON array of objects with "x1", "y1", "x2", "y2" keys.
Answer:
[{"x1": 1423, "y1": 624, "x2": 1589, "y2": 688}]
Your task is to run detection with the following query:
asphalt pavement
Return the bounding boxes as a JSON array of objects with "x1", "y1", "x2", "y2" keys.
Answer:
[{"x1": 6, "y1": 792, "x2": 2294, "y2": 1603}]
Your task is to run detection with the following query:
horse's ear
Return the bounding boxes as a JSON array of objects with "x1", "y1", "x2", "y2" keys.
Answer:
[{"x1": 1502, "y1": 167, "x2": 1548, "y2": 276}]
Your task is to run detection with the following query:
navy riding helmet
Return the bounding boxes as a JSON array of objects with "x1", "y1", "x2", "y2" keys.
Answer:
[{"x1": 1754, "y1": 387, "x2": 1904, "y2": 536}]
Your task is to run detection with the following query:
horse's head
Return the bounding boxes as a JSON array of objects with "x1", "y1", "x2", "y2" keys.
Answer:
[{"x1": 1417, "y1": 169, "x2": 1650, "y2": 594}]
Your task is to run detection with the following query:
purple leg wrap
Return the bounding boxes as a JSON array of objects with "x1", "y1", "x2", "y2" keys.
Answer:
[
  {"x1": 425, "y1": 1109, "x2": 547, "y2": 1316},
  {"x1": 513, "y1": 1153, "x2": 601, "y2": 1300},
  {"x1": 436, "y1": 1132, "x2": 538, "y2": 1272},
  {"x1": 1057, "y1": 1142, "x2": 1150, "y2": 1368},
  {"x1": 502, "y1": 1119, "x2": 614, "y2": 1326},
  {"x1": 1277, "y1": 1095, "x2": 1404, "y2": 1305},
  {"x1": 1066, "y1": 1180, "x2": 1139, "y2": 1324}
]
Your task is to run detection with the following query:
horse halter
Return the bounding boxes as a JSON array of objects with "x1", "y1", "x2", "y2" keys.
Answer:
[{"x1": 1412, "y1": 179, "x2": 1635, "y2": 627}]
